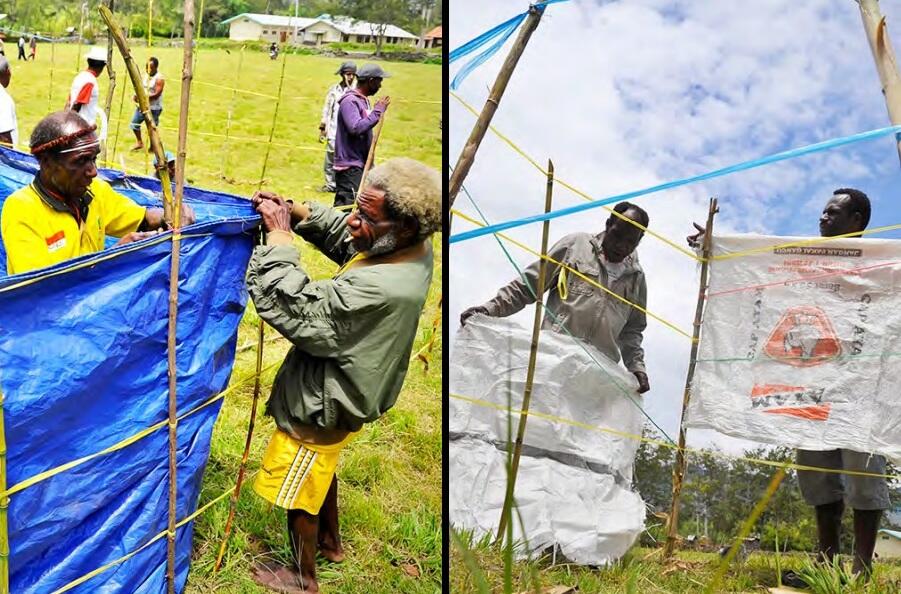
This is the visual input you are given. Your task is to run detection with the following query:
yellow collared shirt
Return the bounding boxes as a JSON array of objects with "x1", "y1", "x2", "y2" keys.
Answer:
[{"x1": 1, "y1": 177, "x2": 146, "y2": 276}]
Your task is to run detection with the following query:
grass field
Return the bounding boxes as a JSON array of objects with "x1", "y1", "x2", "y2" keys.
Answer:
[
  {"x1": 9, "y1": 42, "x2": 441, "y2": 593},
  {"x1": 451, "y1": 542, "x2": 901, "y2": 593}
]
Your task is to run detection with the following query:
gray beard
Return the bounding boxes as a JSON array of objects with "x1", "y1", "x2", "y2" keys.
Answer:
[{"x1": 367, "y1": 231, "x2": 398, "y2": 256}]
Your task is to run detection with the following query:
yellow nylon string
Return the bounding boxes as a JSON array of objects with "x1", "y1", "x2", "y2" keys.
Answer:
[
  {"x1": 556, "y1": 267, "x2": 568, "y2": 301},
  {"x1": 450, "y1": 392, "x2": 901, "y2": 481},
  {"x1": 452, "y1": 208, "x2": 695, "y2": 341},
  {"x1": 2, "y1": 362, "x2": 280, "y2": 498},
  {"x1": 50, "y1": 471, "x2": 257, "y2": 594},
  {"x1": 450, "y1": 91, "x2": 701, "y2": 262}
]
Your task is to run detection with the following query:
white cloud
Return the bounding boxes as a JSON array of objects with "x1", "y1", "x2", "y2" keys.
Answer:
[{"x1": 450, "y1": 0, "x2": 901, "y2": 454}]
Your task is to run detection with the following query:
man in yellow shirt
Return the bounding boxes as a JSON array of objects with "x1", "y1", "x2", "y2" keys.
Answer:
[{"x1": 1, "y1": 110, "x2": 194, "y2": 275}]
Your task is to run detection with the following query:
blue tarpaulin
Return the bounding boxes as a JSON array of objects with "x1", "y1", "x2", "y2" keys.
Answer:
[{"x1": 0, "y1": 146, "x2": 261, "y2": 593}]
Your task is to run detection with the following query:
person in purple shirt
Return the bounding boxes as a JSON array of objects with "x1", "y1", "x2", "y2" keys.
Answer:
[{"x1": 333, "y1": 63, "x2": 391, "y2": 207}]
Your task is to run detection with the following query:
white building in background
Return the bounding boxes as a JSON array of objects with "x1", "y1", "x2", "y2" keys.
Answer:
[{"x1": 222, "y1": 13, "x2": 418, "y2": 47}]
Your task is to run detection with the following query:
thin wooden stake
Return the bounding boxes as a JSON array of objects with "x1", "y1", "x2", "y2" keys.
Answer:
[
  {"x1": 219, "y1": 45, "x2": 245, "y2": 179},
  {"x1": 663, "y1": 197, "x2": 718, "y2": 559},
  {"x1": 858, "y1": 0, "x2": 901, "y2": 166},
  {"x1": 448, "y1": 4, "x2": 546, "y2": 209},
  {"x1": 0, "y1": 389, "x2": 8, "y2": 594},
  {"x1": 213, "y1": 321, "x2": 265, "y2": 572},
  {"x1": 100, "y1": 4, "x2": 176, "y2": 224},
  {"x1": 356, "y1": 110, "x2": 388, "y2": 197},
  {"x1": 256, "y1": 49, "x2": 289, "y2": 191},
  {"x1": 100, "y1": 0, "x2": 117, "y2": 164},
  {"x1": 495, "y1": 159, "x2": 554, "y2": 541},
  {"x1": 47, "y1": 40, "x2": 55, "y2": 113},
  {"x1": 110, "y1": 72, "x2": 128, "y2": 165},
  {"x1": 162, "y1": 2, "x2": 194, "y2": 590},
  {"x1": 147, "y1": 0, "x2": 153, "y2": 49}
]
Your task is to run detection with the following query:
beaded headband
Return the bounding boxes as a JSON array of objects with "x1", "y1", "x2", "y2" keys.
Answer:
[{"x1": 31, "y1": 124, "x2": 98, "y2": 155}]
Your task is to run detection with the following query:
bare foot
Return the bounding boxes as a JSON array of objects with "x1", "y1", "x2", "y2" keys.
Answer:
[
  {"x1": 319, "y1": 539, "x2": 345, "y2": 563},
  {"x1": 251, "y1": 560, "x2": 319, "y2": 593},
  {"x1": 130, "y1": 144, "x2": 144, "y2": 152}
]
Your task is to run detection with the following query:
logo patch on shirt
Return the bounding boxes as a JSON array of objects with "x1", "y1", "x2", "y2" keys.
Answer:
[{"x1": 45, "y1": 230, "x2": 66, "y2": 252}]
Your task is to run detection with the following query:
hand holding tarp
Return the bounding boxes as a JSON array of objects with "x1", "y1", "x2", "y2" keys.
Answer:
[
  {"x1": 460, "y1": 305, "x2": 489, "y2": 326},
  {"x1": 254, "y1": 196, "x2": 292, "y2": 233},
  {"x1": 633, "y1": 371, "x2": 650, "y2": 394}
]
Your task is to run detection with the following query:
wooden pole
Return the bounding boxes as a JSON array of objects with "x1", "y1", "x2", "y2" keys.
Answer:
[
  {"x1": 256, "y1": 49, "x2": 288, "y2": 191},
  {"x1": 76, "y1": 3, "x2": 87, "y2": 72},
  {"x1": 858, "y1": 0, "x2": 901, "y2": 166},
  {"x1": 356, "y1": 111, "x2": 388, "y2": 197},
  {"x1": 0, "y1": 389, "x2": 8, "y2": 594},
  {"x1": 219, "y1": 45, "x2": 245, "y2": 179},
  {"x1": 47, "y1": 40, "x2": 55, "y2": 113},
  {"x1": 162, "y1": 1, "x2": 194, "y2": 590},
  {"x1": 448, "y1": 4, "x2": 546, "y2": 209},
  {"x1": 99, "y1": 4, "x2": 177, "y2": 225},
  {"x1": 495, "y1": 159, "x2": 554, "y2": 541},
  {"x1": 148, "y1": 0, "x2": 153, "y2": 49},
  {"x1": 100, "y1": 0, "x2": 117, "y2": 164},
  {"x1": 213, "y1": 320, "x2": 265, "y2": 572},
  {"x1": 110, "y1": 73, "x2": 128, "y2": 165},
  {"x1": 663, "y1": 197, "x2": 718, "y2": 559}
]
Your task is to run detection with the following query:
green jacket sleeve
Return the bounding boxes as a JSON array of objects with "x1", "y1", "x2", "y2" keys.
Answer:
[
  {"x1": 246, "y1": 244, "x2": 385, "y2": 357},
  {"x1": 617, "y1": 272, "x2": 647, "y2": 374},
  {"x1": 293, "y1": 201, "x2": 353, "y2": 266},
  {"x1": 481, "y1": 235, "x2": 569, "y2": 317}
]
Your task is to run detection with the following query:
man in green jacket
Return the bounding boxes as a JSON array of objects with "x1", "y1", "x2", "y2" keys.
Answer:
[{"x1": 246, "y1": 157, "x2": 441, "y2": 593}]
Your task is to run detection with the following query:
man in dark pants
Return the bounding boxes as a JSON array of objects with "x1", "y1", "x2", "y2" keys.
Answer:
[
  {"x1": 332, "y1": 63, "x2": 390, "y2": 207},
  {"x1": 690, "y1": 188, "x2": 887, "y2": 588}
]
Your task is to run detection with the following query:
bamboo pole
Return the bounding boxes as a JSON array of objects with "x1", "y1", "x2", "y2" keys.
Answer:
[
  {"x1": 663, "y1": 197, "x2": 718, "y2": 559},
  {"x1": 447, "y1": 4, "x2": 546, "y2": 209},
  {"x1": 161, "y1": 2, "x2": 195, "y2": 591},
  {"x1": 100, "y1": 0, "x2": 117, "y2": 164},
  {"x1": 193, "y1": 0, "x2": 205, "y2": 72},
  {"x1": 147, "y1": 0, "x2": 153, "y2": 49},
  {"x1": 219, "y1": 45, "x2": 245, "y2": 179},
  {"x1": 99, "y1": 5, "x2": 176, "y2": 224},
  {"x1": 0, "y1": 389, "x2": 8, "y2": 594},
  {"x1": 110, "y1": 73, "x2": 128, "y2": 165},
  {"x1": 858, "y1": 0, "x2": 901, "y2": 166},
  {"x1": 213, "y1": 320, "x2": 265, "y2": 573},
  {"x1": 356, "y1": 111, "x2": 388, "y2": 197},
  {"x1": 495, "y1": 159, "x2": 554, "y2": 541},
  {"x1": 256, "y1": 49, "x2": 289, "y2": 191},
  {"x1": 76, "y1": 3, "x2": 87, "y2": 72}
]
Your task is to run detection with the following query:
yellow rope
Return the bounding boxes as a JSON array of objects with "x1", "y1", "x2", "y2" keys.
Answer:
[
  {"x1": 449, "y1": 392, "x2": 901, "y2": 481},
  {"x1": 450, "y1": 91, "x2": 701, "y2": 262},
  {"x1": 452, "y1": 208, "x2": 695, "y2": 341},
  {"x1": 556, "y1": 267, "x2": 568, "y2": 301},
  {"x1": 50, "y1": 471, "x2": 256, "y2": 594},
  {"x1": 2, "y1": 362, "x2": 280, "y2": 498}
]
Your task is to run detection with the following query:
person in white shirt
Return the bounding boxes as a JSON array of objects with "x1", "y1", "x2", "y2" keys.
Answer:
[
  {"x1": 318, "y1": 61, "x2": 356, "y2": 193},
  {"x1": 0, "y1": 58, "x2": 17, "y2": 148},
  {"x1": 130, "y1": 57, "x2": 165, "y2": 152},
  {"x1": 66, "y1": 46, "x2": 107, "y2": 130},
  {"x1": 16, "y1": 37, "x2": 25, "y2": 61}
]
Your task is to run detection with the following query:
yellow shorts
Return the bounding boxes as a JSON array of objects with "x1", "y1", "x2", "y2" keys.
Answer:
[{"x1": 254, "y1": 429, "x2": 356, "y2": 514}]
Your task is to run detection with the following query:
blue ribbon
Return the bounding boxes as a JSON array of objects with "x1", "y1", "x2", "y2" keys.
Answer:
[
  {"x1": 449, "y1": 1, "x2": 569, "y2": 90},
  {"x1": 450, "y1": 124, "x2": 901, "y2": 244}
]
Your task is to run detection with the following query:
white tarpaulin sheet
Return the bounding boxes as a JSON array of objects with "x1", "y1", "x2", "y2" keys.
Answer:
[
  {"x1": 450, "y1": 315, "x2": 646, "y2": 565},
  {"x1": 687, "y1": 234, "x2": 901, "y2": 458}
]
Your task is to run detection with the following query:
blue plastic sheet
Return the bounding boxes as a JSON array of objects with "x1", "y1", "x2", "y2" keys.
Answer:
[{"x1": 0, "y1": 146, "x2": 260, "y2": 593}]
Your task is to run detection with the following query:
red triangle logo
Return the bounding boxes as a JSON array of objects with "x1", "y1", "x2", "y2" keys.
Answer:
[{"x1": 763, "y1": 306, "x2": 841, "y2": 367}]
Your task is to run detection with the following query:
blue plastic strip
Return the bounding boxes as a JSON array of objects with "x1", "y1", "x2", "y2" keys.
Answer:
[
  {"x1": 448, "y1": 0, "x2": 570, "y2": 90},
  {"x1": 449, "y1": 124, "x2": 901, "y2": 244}
]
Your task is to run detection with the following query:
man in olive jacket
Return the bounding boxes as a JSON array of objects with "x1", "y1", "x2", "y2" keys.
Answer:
[
  {"x1": 246, "y1": 157, "x2": 441, "y2": 593},
  {"x1": 460, "y1": 201, "x2": 651, "y2": 393}
]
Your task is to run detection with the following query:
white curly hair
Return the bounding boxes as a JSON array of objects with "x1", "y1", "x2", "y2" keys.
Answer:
[{"x1": 365, "y1": 158, "x2": 442, "y2": 241}]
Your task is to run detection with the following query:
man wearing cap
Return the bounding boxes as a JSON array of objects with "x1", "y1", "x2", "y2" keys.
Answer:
[
  {"x1": 66, "y1": 47, "x2": 107, "y2": 129},
  {"x1": 246, "y1": 157, "x2": 441, "y2": 593},
  {"x1": 332, "y1": 63, "x2": 390, "y2": 207},
  {"x1": 130, "y1": 57, "x2": 165, "y2": 152},
  {"x1": 318, "y1": 61, "x2": 356, "y2": 193},
  {"x1": 1, "y1": 111, "x2": 195, "y2": 276}
]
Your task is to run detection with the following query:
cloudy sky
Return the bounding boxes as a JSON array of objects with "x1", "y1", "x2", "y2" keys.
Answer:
[{"x1": 448, "y1": 0, "x2": 901, "y2": 453}]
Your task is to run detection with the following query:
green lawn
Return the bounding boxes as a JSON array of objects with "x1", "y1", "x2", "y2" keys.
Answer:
[
  {"x1": 10, "y1": 42, "x2": 441, "y2": 593},
  {"x1": 451, "y1": 543, "x2": 901, "y2": 593}
]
